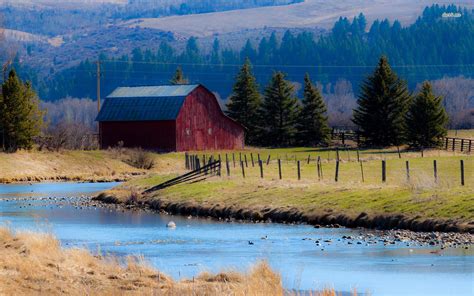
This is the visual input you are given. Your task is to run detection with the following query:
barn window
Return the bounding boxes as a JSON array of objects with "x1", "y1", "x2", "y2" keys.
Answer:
[
  {"x1": 186, "y1": 128, "x2": 191, "y2": 136},
  {"x1": 208, "y1": 128, "x2": 212, "y2": 135}
]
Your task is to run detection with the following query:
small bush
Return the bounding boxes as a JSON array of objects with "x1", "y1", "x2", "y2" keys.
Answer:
[
  {"x1": 127, "y1": 148, "x2": 155, "y2": 170},
  {"x1": 125, "y1": 189, "x2": 141, "y2": 205}
]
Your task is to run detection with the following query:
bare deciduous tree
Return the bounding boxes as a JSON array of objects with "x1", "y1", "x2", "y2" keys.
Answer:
[
  {"x1": 316, "y1": 79, "x2": 357, "y2": 128},
  {"x1": 38, "y1": 97, "x2": 99, "y2": 150},
  {"x1": 420, "y1": 76, "x2": 474, "y2": 129}
]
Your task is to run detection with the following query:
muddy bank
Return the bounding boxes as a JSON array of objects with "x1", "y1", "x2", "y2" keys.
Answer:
[{"x1": 93, "y1": 193, "x2": 474, "y2": 237}]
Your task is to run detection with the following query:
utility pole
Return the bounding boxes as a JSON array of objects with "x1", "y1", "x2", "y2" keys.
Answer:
[
  {"x1": 96, "y1": 60, "x2": 102, "y2": 148},
  {"x1": 96, "y1": 60, "x2": 101, "y2": 112}
]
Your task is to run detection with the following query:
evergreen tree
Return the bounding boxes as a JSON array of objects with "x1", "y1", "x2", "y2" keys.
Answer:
[
  {"x1": 297, "y1": 73, "x2": 330, "y2": 146},
  {"x1": 405, "y1": 81, "x2": 448, "y2": 148},
  {"x1": 353, "y1": 56, "x2": 411, "y2": 146},
  {"x1": 0, "y1": 69, "x2": 44, "y2": 152},
  {"x1": 260, "y1": 71, "x2": 299, "y2": 147},
  {"x1": 240, "y1": 39, "x2": 257, "y2": 62},
  {"x1": 210, "y1": 38, "x2": 221, "y2": 64},
  {"x1": 170, "y1": 66, "x2": 189, "y2": 85},
  {"x1": 226, "y1": 59, "x2": 261, "y2": 144}
]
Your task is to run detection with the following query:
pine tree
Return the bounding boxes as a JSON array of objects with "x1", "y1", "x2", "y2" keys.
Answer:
[
  {"x1": 353, "y1": 56, "x2": 411, "y2": 146},
  {"x1": 170, "y1": 66, "x2": 189, "y2": 85},
  {"x1": 225, "y1": 59, "x2": 261, "y2": 145},
  {"x1": 297, "y1": 73, "x2": 330, "y2": 146},
  {"x1": 261, "y1": 71, "x2": 299, "y2": 147},
  {"x1": 0, "y1": 69, "x2": 44, "y2": 152},
  {"x1": 405, "y1": 82, "x2": 448, "y2": 148}
]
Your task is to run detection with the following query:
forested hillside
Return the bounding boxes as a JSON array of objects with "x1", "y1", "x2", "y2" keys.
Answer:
[
  {"x1": 1, "y1": 0, "x2": 302, "y2": 35},
  {"x1": 20, "y1": 5, "x2": 472, "y2": 100}
]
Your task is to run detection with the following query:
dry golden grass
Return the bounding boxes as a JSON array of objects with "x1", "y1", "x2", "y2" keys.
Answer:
[
  {"x1": 0, "y1": 149, "x2": 184, "y2": 183},
  {"x1": 0, "y1": 227, "x2": 286, "y2": 296}
]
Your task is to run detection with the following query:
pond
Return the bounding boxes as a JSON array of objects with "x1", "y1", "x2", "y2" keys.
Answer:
[{"x1": 0, "y1": 182, "x2": 472, "y2": 295}]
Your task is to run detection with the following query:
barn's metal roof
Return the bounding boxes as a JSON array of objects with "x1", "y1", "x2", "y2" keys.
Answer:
[
  {"x1": 96, "y1": 85, "x2": 199, "y2": 122},
  {"x1": 108, "y1": 85, "x2": 199, "y2": 98}
]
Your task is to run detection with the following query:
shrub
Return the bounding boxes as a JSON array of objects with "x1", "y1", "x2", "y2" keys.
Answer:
[{"x1": 127, "y1": 148, "x2": 155, "y2": 170}]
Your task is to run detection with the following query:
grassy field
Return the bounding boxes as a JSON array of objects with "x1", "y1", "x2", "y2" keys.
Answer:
[
  {"x1": 447, "y1": 129, "x2": 474, "y2": 139},
  {"x1": 1, "y1": 141, "x2": 472, "y2": 226},
  {"x1": 0, "y1": 227, "x2": 287, "y2": 296},
  {"x1": 110, "y1": 147, "x2": 473, "y2": 225}
]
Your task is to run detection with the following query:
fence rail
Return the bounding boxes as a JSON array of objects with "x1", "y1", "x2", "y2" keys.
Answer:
[
  {"x1": 330, "y1": 129, "x2": 472, "y2": 154},
  {"x1": 144, "y1": 158, "x2": 220, "y2": 193},
  {"x1": 444, "y1": 137, "x2": 473, "y2": 153}
]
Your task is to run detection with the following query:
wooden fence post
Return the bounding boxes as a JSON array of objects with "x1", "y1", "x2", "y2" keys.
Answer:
[
  {"x1": 259, "y1": 160, "x2": 263, "y2": 178},
  {"x1": 307, "y1": 154, "x2": 311, "y2": 164},
  {"x1": 297, "y1": 160, "x2": 301, "y2": 180},
  {"x1": 460, "y1": 160, "x2": 465, "y2": 186},
  {"x1": 336, "y1": 148, "x2": 340, "y2": 161},
  {"x1": 319, "y1": 157, "x2": 323, "y2": 180},
  {"x1": 241, "y1": 161, "x2": 245, "y2": 178},
  {"x1": 276, "y1": 159, "x2": 281, "y2": 179},
  {"x1": 335, "y1": 160, "x2": 339, "y2": 182},
  {"x1": 226, "y1": 154, "x2": 230, "y2": 177},
  {"x1": 433, "y1": 160, "x2": 437, "y2": 183},
  {"x1": 250, "y1": 153, "x2": 254, "y2": 167},
  {"x1": 469, "y1": 140, "x2": 472, "y2": 154},
  {"x1": 266, "y1": 155, "x2": 271, "y2": 165},
  {"x1": 397, "y1": 146, "x2": 401, "y2": 159},
  {"x1": 233, "y1": 153, "x2": 236, "y2": 168},
  {"x1": 360, "y1": 161, "x2": 365, "y2": 183},
  {"x1": 217, "y1": 159, "x2": 221, "y2": 177},
  {"x1": 461, "y1": 139, "x2": 464, "y2": 152},
  {"x1": 405, "y1": 160, "x2": 410, "y2": 182},
  {"x1": 382, "y1": 160, "x2": 386, "y2": 183},
  {"x1": 452, "y1": 138, "x2": 456, "y2": 151},
  {"x1": 445, "y1": 138, "x2": 449, "y2": 150},
  {"x1": 245, "y1": 154, "x2": 248, "y2": 167},
  {"x1": 317, "y1": 157, "x2": 321, "y2": 181},
  {"x1": 185, "y1": 153, "x2": 188, "y2": 169},
  {"x1": 356, "y1": 149, "x2": 360, "y2": 162},
  {"x1": 258, "y1": 154, "x2": 261, "y2": 163},
  {"x1": 196, "y1": 157, "x2": 201, "y2": 172}
]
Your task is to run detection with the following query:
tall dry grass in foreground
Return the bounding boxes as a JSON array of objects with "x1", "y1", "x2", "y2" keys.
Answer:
[{"x1": 0, "y1": 227, "x2": 289, "y2": 295}]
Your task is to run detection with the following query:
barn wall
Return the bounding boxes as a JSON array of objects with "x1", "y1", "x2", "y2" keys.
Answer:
[
  {"x1": 175, "y1": 86, "x2": 244, "y2": 151},
  {"x1": 100, "y1": 121, "x2": 176, "y2": 151}
]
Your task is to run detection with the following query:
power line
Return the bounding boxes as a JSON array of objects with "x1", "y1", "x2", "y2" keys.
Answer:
[{"x1": 99, "y1": 59, "x2": 474, "y2": 69}]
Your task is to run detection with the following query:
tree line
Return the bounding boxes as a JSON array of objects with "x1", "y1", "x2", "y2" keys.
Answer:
[
  {"x1": 0, "y1": 56, "x2": 452, "y2": 153},
  {"x1": 225, "y1": 56, "x2": 448, "y2": 148}
]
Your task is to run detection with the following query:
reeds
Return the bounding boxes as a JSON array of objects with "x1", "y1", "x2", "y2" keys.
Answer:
[{"x1": 0, "y1": 227, "x2": 288, "y2": 296}]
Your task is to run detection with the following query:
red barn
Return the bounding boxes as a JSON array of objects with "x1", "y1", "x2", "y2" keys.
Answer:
[{"x1": 96, "y1": 84, "x2": 245, "y2": 151}]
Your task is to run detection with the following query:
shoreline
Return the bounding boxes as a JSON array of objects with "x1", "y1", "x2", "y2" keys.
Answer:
[
  {"x1": 0, "y1": 175, "x2": 141, "y2": 184},
  {"x1": 1, "y1": 178, "x2": 472, "y2": 237},
  {"x1": 91, "y1": 193, "x2": 474, "y2": 246}
]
